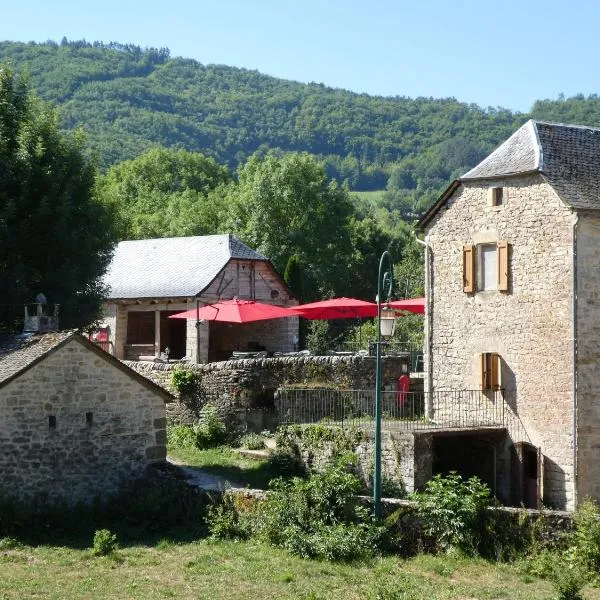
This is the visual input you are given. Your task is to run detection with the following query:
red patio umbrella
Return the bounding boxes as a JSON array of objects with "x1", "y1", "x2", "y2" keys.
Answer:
[
  {"x1": 293, "y1": 297, "x2": 378, "y2": 320},
  {"x1": 386, "y1": 297, "x2": 425, "y2": 315},
  {"x1": 168, "y1": 299, "x2": 300, "y2": 323}
]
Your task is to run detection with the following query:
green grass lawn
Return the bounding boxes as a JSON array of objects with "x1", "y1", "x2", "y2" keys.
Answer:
[
  {"x1": 2, "y1": 538, "x2": 596, "y2": 600},
  {"x1": 349, "y1": 190, "x2": 386, "y2": 207},
  {"x1": 167, "y1": 445, "x2": 296, "y2": 490}
]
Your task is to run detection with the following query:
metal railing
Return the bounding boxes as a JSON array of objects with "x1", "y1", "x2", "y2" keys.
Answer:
[
  {"x1": 275, "y1": 388, "x2": 511, "y2": 432},
  {"x1": 333, "y1": 341, "x2": 424, "y2": 372}
]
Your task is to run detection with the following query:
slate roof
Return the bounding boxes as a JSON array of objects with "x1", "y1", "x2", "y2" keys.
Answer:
[
  {"x1": 462, "y1": 119, "x2": 600, "y2": 210},
  {"x1": 0, "y1": 330, "x2": 75, "y2": 387},
  {"x1": 104, "y1": 234, "x2": 269, "y2": 300},
  {"x1": 0, "y1": 330, "x2": 173, "y2": 400},
  {"x1": 420, "y1": 120, "x2": 600, "y2": 228}
]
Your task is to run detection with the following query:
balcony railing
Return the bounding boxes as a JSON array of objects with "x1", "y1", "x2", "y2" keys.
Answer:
[{"x1": 275, "y1": 387, "x2": 523, "y2": 434}]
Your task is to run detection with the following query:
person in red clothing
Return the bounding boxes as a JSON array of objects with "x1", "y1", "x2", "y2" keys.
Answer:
[{"x1": 396, "y1": 374, "x2": 411, "y2": 409}]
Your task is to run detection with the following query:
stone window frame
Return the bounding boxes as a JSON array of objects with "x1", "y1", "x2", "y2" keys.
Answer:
[
  {"x1": 463, "y1": 234, "x2": 510, "y2": 293},
  {"x1": 489, "y1": 186, "x2": 506, "y2": 208}
]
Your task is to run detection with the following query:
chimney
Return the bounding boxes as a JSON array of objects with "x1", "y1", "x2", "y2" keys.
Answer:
[{"x1": 23, "y1": 294, "x2": 60, "y2": 333}]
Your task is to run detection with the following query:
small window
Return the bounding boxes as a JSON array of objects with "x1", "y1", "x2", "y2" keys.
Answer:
[
  {"x1": 86, "y1": 412, "x2": 93, "y2": 426},
  {"x1": 480, "y1": 352, "x2": 501, "y2": 390},
  {"x1": 490, "y1": 187, "x2": 504, "y2": 207},
  {"x1": 49, "y1": 415, "x2": 57, "y2": 429}
]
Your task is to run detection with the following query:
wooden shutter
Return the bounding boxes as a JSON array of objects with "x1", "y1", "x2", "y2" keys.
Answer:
[
  {"x1": 497, "y1": 240, "x2": 509, "y2": 291},
  {"x1": 490, "y1": 353, "x2": 501, "y2": 389},
  {"x1": 463, "y1": 245, "x2": 475, "y2": 292},
  {"x1": 480, "y1": 353, "x2": 488, "y2": 390}
]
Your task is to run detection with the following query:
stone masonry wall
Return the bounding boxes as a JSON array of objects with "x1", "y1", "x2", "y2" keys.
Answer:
[
  {"x1": 425, "y1": 174, "x2": 576, "y2": 509},
  {"x1": 575, "y1": 213, "x2": 600, "y2": 502},
  {"x1": 125, "y1": 355, "x2": 408, "y2": 426},
  {"x1": 0, "y1": 339, "x2": 166, "y2": 504}
]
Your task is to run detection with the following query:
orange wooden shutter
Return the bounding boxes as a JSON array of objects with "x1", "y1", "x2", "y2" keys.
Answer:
[
  {"x1": 480, "y1": 353, "x2": 487, "y2": 390},
  {"x1": 497, "y1": 240, "x2": 509, "y2": 291},
  {"x1": 463, "y1": 245, "x2": 475, "y2": 292},
  {"x1": 491, "y1": 353, "x2": 501, "y2": 389}
]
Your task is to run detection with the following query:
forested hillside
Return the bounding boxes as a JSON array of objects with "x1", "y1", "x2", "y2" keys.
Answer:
[
  {"x1": 0, "y1": 41, "x2": 523, "y2": 192},
  {"x1": 1, "y1": 39, "x2": 598, "y2": 216}
]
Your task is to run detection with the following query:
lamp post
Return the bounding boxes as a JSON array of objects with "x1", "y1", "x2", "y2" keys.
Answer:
[{"x1": 373, "y1": 250, "x2": 394, "y2": 520}]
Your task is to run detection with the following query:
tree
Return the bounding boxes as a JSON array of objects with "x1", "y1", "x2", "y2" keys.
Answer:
[
  {"x1": 224, "y1": 152, "x2": 355, "y2": 299},
  {"x1": 283, "y1": 254, "x2": 304, "y2": 302},
  {"x1": 95, "y1": 147, "x2": 232, "y2": 240},
  {"x1": 0, "y1": 65, "x2": 115, "y2": 329}
]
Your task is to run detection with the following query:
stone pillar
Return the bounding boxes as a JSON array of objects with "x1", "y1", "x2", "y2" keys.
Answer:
[{"x1": 154, "y1": 310, "x2": 161, "y2": 357}]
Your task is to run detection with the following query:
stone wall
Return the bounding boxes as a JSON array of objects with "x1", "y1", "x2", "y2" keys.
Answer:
[
  {"x1": 575, "y1": 213, "x2": 600, "y2": 502},
  {"x1": 0, "y1": 338, "x2": 167, "y2": 504},
  {"x1": 425, "y1": 174, "x2": 576, "y2": 509},
  {"x1": 124, "y1": 354, "x2": 408, "y2": 426}
]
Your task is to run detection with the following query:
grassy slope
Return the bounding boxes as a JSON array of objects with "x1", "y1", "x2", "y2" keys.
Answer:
[
  {"x1": 0, "y1": 540, "x2": 585, "y2": 600},
  {"x1": 349, "y1": 190, "x2": 386, "y2": 206}
]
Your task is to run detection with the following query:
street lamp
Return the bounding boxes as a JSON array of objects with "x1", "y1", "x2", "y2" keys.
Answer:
[{"x1": 373, "y1": 250, "x2": 394, "y2": 520}]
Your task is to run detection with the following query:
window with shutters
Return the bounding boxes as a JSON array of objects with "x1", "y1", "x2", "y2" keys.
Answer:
[
  {"x1": 480, "y1": 352, "x2": 501, "y2": 390},
  {"x1": 462, "y1": 241, "x2": 509, "y2": 293}
]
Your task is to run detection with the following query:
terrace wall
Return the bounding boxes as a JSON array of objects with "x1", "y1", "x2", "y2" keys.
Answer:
[{"x1": 124, "y1": 355, "x2": 409, "y2": 426}]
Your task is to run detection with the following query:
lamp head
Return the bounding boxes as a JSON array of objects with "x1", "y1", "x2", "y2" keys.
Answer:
[{"x1": 380, "y1": 307, "x2": 396, "y2": 338}]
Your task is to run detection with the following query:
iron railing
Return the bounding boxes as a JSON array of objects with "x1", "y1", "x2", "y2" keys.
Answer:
[
  {"x1": 332, "y1": 341, "x2": 424, "y2": 372},
  {"x1": 275, "y1": 388, "x2": 516, "y2": 432}
]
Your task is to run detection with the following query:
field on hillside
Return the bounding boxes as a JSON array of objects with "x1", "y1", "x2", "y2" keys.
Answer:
[
  {"x1": 0, "y1": 538, "x2": 592, "y2": 600},
  {"x1": 349, "y1": 190, "x2": 386, "y2": 206}
]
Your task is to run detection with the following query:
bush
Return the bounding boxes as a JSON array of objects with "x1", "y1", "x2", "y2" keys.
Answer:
[
  {"x1": 92, "y1": 529, "x2": 118, "y2": 556},
  {"x1": 194, "y1": 404, "x2": 228, "y2": 448},
  {"x1": 171, "y1": 367, "x2": 197, "y2": 395},
  {"x1": 411, "y1": 472, "x2": 491, "y2": 555},
  {"x1": 167, "y1": 424, "x2": 197, "y2": 449},
  {"x1": 207, "y1": 493, "x2": 254, "y2": 541},
  {"x1": 255, "y1": 460, "x2": 383, "y2": 561},
  {"x1": 571, "y1": 498, "x2": 600, "y2": 573},
  {"x1": 239, "y1": 433, "x2": 266, "y2": 450}
]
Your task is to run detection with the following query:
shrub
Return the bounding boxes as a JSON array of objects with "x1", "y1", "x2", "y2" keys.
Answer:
[
  {"x1": 194, "y1": 404, "x2": 228, "y2": 448},
  {"x1": 171, "y1": 367, "x2": 197, "y2": 395},
  {"x1": 412, "y1": 472, "x2": 491, "y2": 555},
  {"x1": 92, "y1": 529, "x2": 118, "y2": 556},
  {"x1": 239, "y1": 433, "x2": 266, "y2": 450},
  {"x1": 255, "y1": 460, "x2": 382, "y2": 561},
  {"x1": 167, "y1": 424, "x2": 197, "y2": 449},
  {"x1": 207, "y1": 493, "x2": 254, "y2": 541},
  {"x1": 571, "y1": 498, "x2": 600, "y2": 573}
]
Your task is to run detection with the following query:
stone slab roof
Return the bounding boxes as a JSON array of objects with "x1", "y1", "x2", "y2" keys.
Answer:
[
  {"x1": 462, "y1": 119, "x2": 600, "y2": 210},
  {"x1": 104, "y1": 234, "x2": 269, "y2": 300},
  {"x1": 0, "y1": 330, "x2": 173, "y2": 400},
  {"x1": 0, "y1": 330, "x2": 74, "y2": 386},
  {"x1": 420, "y1": 119, "x2": 600, "y2": 229}
]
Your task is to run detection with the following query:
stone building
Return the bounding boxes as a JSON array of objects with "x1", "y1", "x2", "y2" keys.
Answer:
[
  {"x1": 0, "y1": 330, "x2": 170, "y2": 504},
  {"x1": 101, "y1": 234, "x2": 298, "y2": 363},
  {"x1": 418, "y1": 119, "x2": 600, "y2": 510}
]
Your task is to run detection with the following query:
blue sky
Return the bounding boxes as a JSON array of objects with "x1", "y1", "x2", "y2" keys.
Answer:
[{"x1": 1, "y1": 0, "x2": 597, "y2": 112}]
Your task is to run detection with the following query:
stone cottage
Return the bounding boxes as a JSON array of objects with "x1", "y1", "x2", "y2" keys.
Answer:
[
  {"x1": 0, "y1": 330, "x2": 170, "y2": 504},
  {"x1": 418, "y1": 119, "x2": 600, "y2": 510},
  {"x1": 101, "y1": 234, "x2": 298, "y2": 363}
]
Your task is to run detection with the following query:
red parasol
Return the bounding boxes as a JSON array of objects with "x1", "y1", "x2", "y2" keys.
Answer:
[
  {"x1": 386, "y1": 297, "x2": 425, "y2": 315},
  {"x1": 293, "y1": 297, "x2": 378, "y2": 320},
  {"x1": 168, "y1": 299, "x2": 300, "y2": 323}
]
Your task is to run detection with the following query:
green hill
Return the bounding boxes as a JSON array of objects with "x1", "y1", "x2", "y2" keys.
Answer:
[{"x1": 2, "y1": 38, "x2": 600, "y2": 212}]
